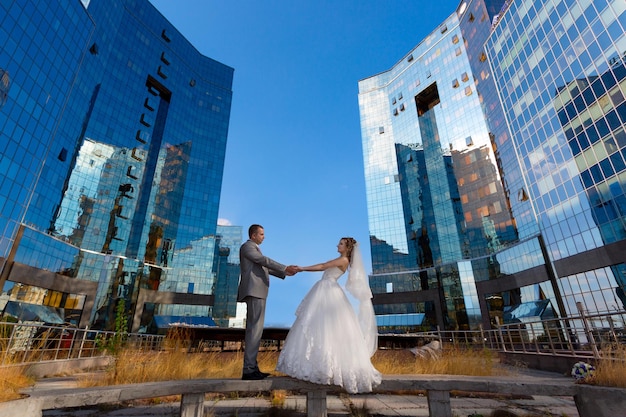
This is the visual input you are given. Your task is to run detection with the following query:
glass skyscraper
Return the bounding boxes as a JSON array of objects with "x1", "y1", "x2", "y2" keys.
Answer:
[
  {"x1": 485, "y1": 0, "x2": 626, "y2": 317},
  {"x1": 0, "y1": 0, "x2": 234, "y2": 331},
  {"x1": 359, "y1": 0, "x2": 626, "y2": 331},
  {"x1": 359, "y1": 0, "x2": 523, "y2": 332}
]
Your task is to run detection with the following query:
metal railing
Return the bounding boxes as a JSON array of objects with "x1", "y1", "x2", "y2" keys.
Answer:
[
  {"x1": 401, "y1": 310, "x2": 626, "y2": 360},
  {"x1": 2, "y1": 310, "x2": 625, "y2": 367},
  {"x1": 0, "y1": 322, "x2": 164, "y2": 366}
]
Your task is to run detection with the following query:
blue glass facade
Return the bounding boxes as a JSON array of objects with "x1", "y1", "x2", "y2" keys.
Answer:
[
  {"x1": 360, "y1": 0, "x2": 626, "y2": 331},
  {"x1": 486, "y1": 0, "x2": 626, "y2": 316},
  {"x1": 359, "y1": 1, "x2": 559, "y2": 331},
  {"x1": 0, "y1": 0, "x2": 235, "y2": 331}
]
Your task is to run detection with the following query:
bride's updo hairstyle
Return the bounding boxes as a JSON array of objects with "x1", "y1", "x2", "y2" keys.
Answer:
[{"x1": 342, "y1": 237, "x2": 357, "y2": 262}]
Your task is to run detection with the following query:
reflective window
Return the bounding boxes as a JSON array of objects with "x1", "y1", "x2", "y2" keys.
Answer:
[{"x1": 0, "y1": 0, "x2": 234, "y2": 331}]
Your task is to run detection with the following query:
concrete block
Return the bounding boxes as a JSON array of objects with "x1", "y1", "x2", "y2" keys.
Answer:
[
  {"x1": 307, "y1": 390, "x2": 327, "y2": 417},
  {"x1": 575, "y1": 385, "x2": 626, "y2": 417},
  {"x1": 180, "y1": 393, "x2": 204, "y2": 417},
  {"x1": 427, "y1": 389, "x2": 452, "y2": 417},
  {"x1": 0, "y1": 397, "x2": 44, "y2": 417}
]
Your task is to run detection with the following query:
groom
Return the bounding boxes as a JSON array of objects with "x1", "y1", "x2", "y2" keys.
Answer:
[{"x1": 238, "y1": 224, "x2": 297, "y2": 380}]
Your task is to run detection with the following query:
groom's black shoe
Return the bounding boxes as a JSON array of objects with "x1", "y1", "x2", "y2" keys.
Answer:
[
  {"x1": 242, "y1": 370, "x2": 267, "y2": 380},
  {"x1": 255, "y1": 368, "x2": 271, "y2": 378}
]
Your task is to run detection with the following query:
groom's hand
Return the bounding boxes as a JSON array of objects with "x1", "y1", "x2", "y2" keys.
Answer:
[{"x1": 285, "y1": 265, "x2": 298, "y2": 276}]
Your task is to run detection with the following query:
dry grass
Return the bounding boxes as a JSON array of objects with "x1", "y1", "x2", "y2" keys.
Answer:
[
  {"x1": 0, "y1": 335, "x2": 36, "y2": 402},
  {"x1": 371, "y1": 347, "x2": 506, "y2": 376},
  {"x1": 270, "y1": 389, "x2": 288, "y2": 407},
  {"x1": 78, "y1": 345, "x2": 505, "y2": 388},
  {"x1": 2, "y1": 334, "x2": 624, "y2": 404},
  {"x1": 0, "y1": 365, "x2": 35, "y2": 402},
  {"x1": 79, "y1": 349, "x2": 258, "y2": 386},
  {"x1": 587, "y1": 344, "x2": 626, "y2": 388}
]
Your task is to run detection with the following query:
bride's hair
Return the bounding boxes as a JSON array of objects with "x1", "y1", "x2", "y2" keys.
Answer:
[{"x1": 342, "y1": 237, "x2": 357, "y2": 262}]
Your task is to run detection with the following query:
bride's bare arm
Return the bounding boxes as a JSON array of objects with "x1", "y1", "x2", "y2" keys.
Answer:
[{"x1": 297, "y1": 257, "x2": 348, "y2": 272}]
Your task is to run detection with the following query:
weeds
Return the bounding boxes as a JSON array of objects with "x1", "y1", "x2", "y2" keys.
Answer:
[
  {"x1": 584, "y1": 344, "x2": 626, "y2": 388},
  {"x1": 371, "y1": 346, "x2": 506, "y2": 376},
  {"x1": 94, "y1": 300, "x2": 129, "y2": 356},
  {"x1": 270, "y1": 390, "x2": 287, "y2": 407},
  {"x1": 0, "y1": 365, "x2": 34, "y2": 402},
  {"x1": 77, "y1": 346, "x2": 505, "y2": 388},
  {"x1": 2, "y1": 328, "x2": 626, "y2": 407},
  {"x1": 0, "y1": 334, "x2": 35, "y2": 402}
]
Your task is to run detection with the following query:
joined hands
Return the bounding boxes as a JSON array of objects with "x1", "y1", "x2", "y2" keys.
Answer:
[{"x1": 286, "y1": 265, "x2": 306, "y2": 276}]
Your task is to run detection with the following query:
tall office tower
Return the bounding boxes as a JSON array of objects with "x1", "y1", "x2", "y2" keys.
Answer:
[
  {"x1": 0, "y1": 0, "x2": 234, "y2": 331},
  {"x1": 360, "y1": 0, "x2": 626, "y2": 332},
  {"x1": 485, "y1": 0, "x2": 626, "y2": 317},
  {"x1": 358, "y1": 0, "x2": 564, "y2": 332}
]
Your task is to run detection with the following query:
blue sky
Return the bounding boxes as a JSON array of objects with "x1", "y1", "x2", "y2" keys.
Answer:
[{"x1": 149, "y1": 0, "x2": 460, "y2": 327}]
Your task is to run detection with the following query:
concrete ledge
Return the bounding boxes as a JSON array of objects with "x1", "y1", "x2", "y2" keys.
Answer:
[
  {"x1": 24, "y1": 356, "x2": 114, "y2": 379},
  {"x1": 499, "y1": 351, "x2": 596, "y2": 374},
  {"x1": 2, "y1": 375, "x2": 625, "y2": 417},
  {"x1": 377, "y1": 374, "x2": 578, "y2": 396}
]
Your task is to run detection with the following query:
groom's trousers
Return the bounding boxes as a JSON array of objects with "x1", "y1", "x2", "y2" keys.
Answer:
[{"x1": 243, "y1": 296, "x2": 266, "y2": 372}]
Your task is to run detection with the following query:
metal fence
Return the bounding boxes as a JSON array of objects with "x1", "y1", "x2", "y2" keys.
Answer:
[
  {"x1": 408, "y1": 309, "x2": 626, "y2": 360},
  {"x1": 0, "y1": 322, "x2": 164, "y2": 366},
  {"x1": 2, "y1": 309, "x2": 625, "y2": 367}
]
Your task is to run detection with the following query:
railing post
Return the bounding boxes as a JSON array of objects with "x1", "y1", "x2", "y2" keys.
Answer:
[
  {"x1": 307, "y1": 390, "x2": 327, "y2": 417},
  {"x1": 577, "y1": 302, "x2": 599, "y2": 359},
  {"x1": 2, "y1": 322, "x2": 16, "y2": 365},
  {"x1": 78, "y1": 327, "x2": 88, "y2": 358},
  {"x1": 530, "y1": 323, "x2": 538, "y2": 352},
  {"x1": 53, "y1": 332, "x2": 60, "y2": 361},
  {"x1": 567, "y1": 324, "x2": 578, "y2": 356},
  {"x1": 546, "y1": 320, "x2": 556, "y2": 354},
  {"x1": 479, "y1": 324, "x2": 485, "y2": 349},
  {"x1": 607, "y1": 317, "x2": 618, "y2": 344},
  {"x1": 495, "y1": 316, "x2": 506, "y2": 352},
  {"x1": 436, "y1": 326, "x2": 443, "y2": 347}
]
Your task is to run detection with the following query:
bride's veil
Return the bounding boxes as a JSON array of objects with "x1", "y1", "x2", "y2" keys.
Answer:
[{"x1": 346, "y1": 242, "x2": 378, "y2": 356}]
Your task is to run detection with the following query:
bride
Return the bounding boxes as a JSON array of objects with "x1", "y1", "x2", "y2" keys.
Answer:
[{"x1": 275, "y1": 237, "x2": 381, "y2": 394}]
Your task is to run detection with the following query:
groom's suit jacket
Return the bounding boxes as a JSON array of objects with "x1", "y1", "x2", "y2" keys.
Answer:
[{"x1": 237, "y1": 239, "x2": 287, "y2": 301}]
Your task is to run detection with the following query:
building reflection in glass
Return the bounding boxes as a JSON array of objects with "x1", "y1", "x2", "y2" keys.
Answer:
[
  {"x1": 358, "y1": 0, "x2": 576, "y2": 331},
  {"x1": 0, "y1": 0, "x2": 235, "y2": 331},
  {"x1": 486, "y1": 0, "x2": 626, "y2": 319}
]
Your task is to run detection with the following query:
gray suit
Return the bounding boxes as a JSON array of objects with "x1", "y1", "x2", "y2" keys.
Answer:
[{"x1": 238, "y1": 239, "x2": 286, "y2": 373}]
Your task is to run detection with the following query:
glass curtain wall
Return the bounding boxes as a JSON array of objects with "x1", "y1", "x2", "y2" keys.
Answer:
[
  {"x1": 486, "y1": 0, "x2": 626, "y2": 316},
  {"x1": 0, "y1": 0, "x2": 234, "y2": 331}
]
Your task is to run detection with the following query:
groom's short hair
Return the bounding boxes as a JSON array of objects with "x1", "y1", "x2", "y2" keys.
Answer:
[{"x1": 248, "y1": 224, "x2": 263, "y2": 238}]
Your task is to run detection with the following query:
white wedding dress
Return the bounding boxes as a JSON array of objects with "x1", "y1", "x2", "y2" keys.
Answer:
[{"x1": 276, "y1": 266, "x2": 382, "y2": 393}]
